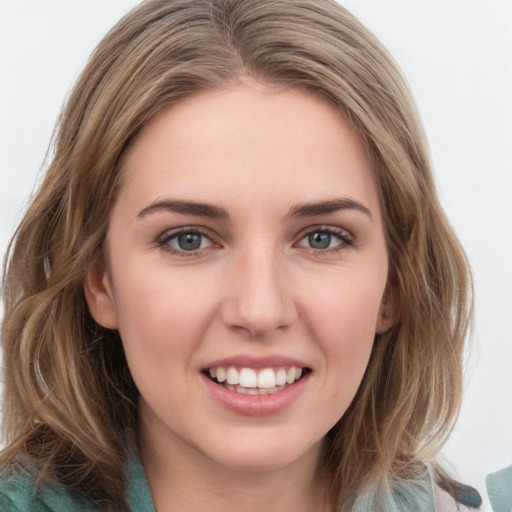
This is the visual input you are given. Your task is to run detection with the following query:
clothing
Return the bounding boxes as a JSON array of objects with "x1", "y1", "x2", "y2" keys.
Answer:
[
  {"x1": 0, "y1": 456, "x2": 494, "y2": 511},
  {"x1": 486, "y1": 465, "x2": 512, "y2": 512},
  {"x1": 0, "y1": 456, "x2": 156, "y2": 512},
  {"x1": 432, "y1": 483, "x2": 478, "y2": 512}
]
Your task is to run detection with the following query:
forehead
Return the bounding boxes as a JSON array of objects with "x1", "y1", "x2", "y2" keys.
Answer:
[{"x1": 116, "y1": 82, "x2": 380, "y2": 221}]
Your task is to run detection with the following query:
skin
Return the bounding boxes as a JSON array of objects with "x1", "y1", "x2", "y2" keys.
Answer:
[{"x1": 85, "y1": 81, "x2": 394, "y2": 512}]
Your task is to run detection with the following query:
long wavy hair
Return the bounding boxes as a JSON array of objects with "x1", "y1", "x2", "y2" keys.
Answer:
[{"x1": 1, "y1": 0, "x2": 472, "y2": 510}]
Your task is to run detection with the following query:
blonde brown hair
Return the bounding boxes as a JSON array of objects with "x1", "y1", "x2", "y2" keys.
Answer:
[{"x1": 1, "y1": 0, "x2": 472, "y2": 510}]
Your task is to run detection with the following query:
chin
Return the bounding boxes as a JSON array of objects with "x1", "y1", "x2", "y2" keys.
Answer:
[{"x1": 197, "y1": 429, "x2": 323, "y2": 474}]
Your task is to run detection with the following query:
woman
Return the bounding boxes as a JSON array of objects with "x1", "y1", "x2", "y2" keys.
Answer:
[{"x1": 0, "y1": 0, "x2": 482, "y2": 510}]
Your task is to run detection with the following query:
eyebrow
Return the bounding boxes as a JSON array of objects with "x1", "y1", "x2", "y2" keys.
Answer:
[
  {"x1": 137, "y1": 200, "x2": 230, "y2": 219},
  {"x1": 137, "y1": 197, "x2": 372, "y2": 221},
  {"x1": 287, "y1": 198, "x2": 373, "y2": 221}
]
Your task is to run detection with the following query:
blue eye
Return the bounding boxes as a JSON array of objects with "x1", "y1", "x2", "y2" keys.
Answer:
[
  {"x1": 308, "y1": 232, "x2": 333, "y2": 249},
  {"x1": 175, "y1": 233, "x2": 203, "y2": 251},
  {"x1": 297, "y1": 228, "x2": 352, "y2": 252},
  {"x1": 160, "y1": 229, "x2": 216, "y2": 254}
]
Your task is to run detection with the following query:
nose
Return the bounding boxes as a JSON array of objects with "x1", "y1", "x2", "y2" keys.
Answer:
[{"x1": 220, "y1": 247, "x2": 297, "y2": 338}]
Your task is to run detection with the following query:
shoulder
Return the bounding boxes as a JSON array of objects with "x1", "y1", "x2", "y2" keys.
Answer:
[
  {"x1": 389, "y1": 465, "x2": 482, "y2": 512},
  {"x1": 0, "y1": 468, "x2": 98, "y2": 512},
  {"x1": 0, "y1": 453, "x2": 155, "y2": 512}
]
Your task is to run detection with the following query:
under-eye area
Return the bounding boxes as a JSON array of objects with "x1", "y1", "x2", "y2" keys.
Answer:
[{"x1": 203, "y1": 366, "x2": 312, "y2": 395}]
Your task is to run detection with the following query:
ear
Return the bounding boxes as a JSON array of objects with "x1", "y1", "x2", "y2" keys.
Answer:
[
  {"x1": 84, "y1": 258, "x2": 118, "y2": 329},
  {"x1": 375, "y1": 281, "x2": 397, "y2": 334}
]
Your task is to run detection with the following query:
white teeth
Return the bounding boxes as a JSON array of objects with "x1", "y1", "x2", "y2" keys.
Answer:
[
  {"x1": 286, "y1": 367, "x2": 296, "y2": 384},
  {"x1": 223, "y1": 383, "x2": 289, "y2": 395},
  {"x1": 239, "y1": 368, "x2": 258, "y2": 388},
  {"x1": 208, "y1": 365, "x2": 305, "y2": 392},
  {"x1": 226, "y1": 367, "x2": 239, "y2": 385},
  {"x1": 275, "y1": 369, "x2": 287, "y2": 386},
  {"x1": 258, "y1": 368, "x2": 276, "y2": 389},
  {"x1": 216, "y1": 367, "x2": 226, "y2": 383}
]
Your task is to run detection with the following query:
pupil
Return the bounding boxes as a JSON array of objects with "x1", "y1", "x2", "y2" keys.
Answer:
[
  {"x1": 178, "y1": 233, "x2": 201, "y2": 250},
  {"x1": 309, "y1": 232, "x2": 330, "y2": 249}
]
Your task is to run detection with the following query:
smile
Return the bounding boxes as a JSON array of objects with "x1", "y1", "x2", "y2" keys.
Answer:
[{"x1": 204, "y1": 366, "x2": 309, "y2": 395}]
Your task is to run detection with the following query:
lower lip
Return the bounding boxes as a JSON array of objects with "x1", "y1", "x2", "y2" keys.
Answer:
[{"x1": 201, "y1": 373, "x2": 310, "y2": 417}]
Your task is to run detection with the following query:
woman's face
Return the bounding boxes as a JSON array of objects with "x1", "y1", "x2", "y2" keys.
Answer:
[{"x1": 86, "y1": 83, "x2": 392, "y2": 475}]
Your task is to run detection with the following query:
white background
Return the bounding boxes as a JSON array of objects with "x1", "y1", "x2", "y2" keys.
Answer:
[{"x1": 1, "y1": 1, "x2": 511, "y2": 510}]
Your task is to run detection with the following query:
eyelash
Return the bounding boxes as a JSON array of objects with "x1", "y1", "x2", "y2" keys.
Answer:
[
  {"x1": 157, "y1": 227, "x2": 219, "y2": 257},
  {"x1": 156, "y1": 225, "x2": 354, "y2": 257},
  {"x1": 294, "y1": 225, "x2": 354, "y2": 256}
]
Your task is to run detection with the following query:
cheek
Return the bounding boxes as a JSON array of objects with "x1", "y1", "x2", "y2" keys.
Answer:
[
  {"x1": 304, "y1": 272, "x2": 385, "y2": 341},
  {"x1": 301, "y1": 274, "x2": 385, "y2": 397},
  {"x1": 111, "y1": 264, "x2": 220, "y2": 364}
]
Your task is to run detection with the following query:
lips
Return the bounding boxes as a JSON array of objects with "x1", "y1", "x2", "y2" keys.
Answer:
[{"x1": 201, "y1": 358, "x2": 311, "y2": 416}]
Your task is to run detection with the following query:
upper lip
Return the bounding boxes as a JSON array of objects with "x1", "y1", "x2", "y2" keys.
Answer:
[{"x1": 202, "y1": 355, "x2": 310, "y2": 370}]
